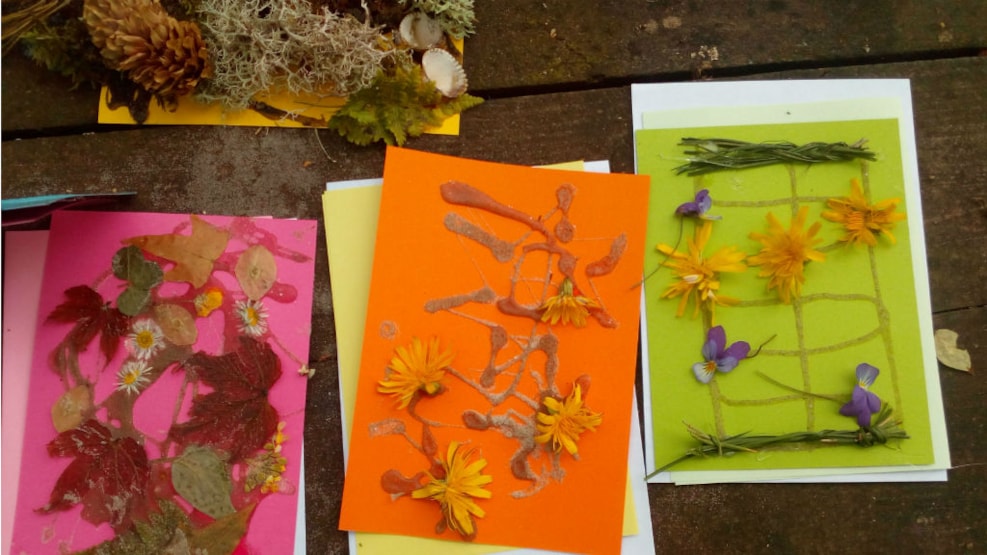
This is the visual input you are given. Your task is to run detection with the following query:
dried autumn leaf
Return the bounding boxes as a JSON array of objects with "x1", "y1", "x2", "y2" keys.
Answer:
[
  {"x1": 124, "y1": 215, "x2": 230, "y2": 288},
  {"x1": 935, "y1": 329, "x2": 973, "y2": 372},
  {"x1": 368, "y1": 418, "x2": 406, "y2": 438},
  {"x1": 47, "y1": 285, "x2": 131, "y2": 362},
  {"x1": 42, "y1": 419, "x2": 150, "y2": 532},
  {"x1": 171, "y1": 445, "x2": 235, "y2": 519},
  {"x1": 188, "y1": 503, "x2": 256, "y2": 554},
  {"x1": 113, "y1": 245, "x2": 164, "y2": 290},
  {"x1": 235, "y1": 245, "x2": 278, "y2": 301},
  {"x1": 170, "y1": 336, "x2": 281, "y2": 462},
  {"x1": 154, "y1": 303, "x2": 198, "y2": 345},
  {"x1": 51, "y1": 384, "x2": 94, "y2": 432},
  {"x1": 75, "y1": 500, "x2": 192, "y2": 555}
]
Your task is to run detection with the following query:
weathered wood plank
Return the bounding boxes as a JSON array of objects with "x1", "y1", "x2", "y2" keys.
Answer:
[{"x1": 3, "y1": 1, "x2": 985, "y2": 133}]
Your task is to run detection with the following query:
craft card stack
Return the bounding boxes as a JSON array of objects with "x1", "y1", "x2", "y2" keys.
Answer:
[
  {"x1": 325, "y1": 148, "x2": 656, "y2": 554},
  {"x1": 4, "y1": 212, "x2": 317, "y2": 553},
  {"x1": 631, "y1": 80, "x2": 950, "y2": 484}
]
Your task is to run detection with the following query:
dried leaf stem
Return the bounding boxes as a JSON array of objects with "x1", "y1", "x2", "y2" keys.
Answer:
[
  {"x1": 647, "y1": 405, "x2": 908, "y2": 478},
  {"x1": 673, "y1": 138, "x2": 877, "y2": 176}
]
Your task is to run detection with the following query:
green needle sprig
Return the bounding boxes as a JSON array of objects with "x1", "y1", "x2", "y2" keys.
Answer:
[
  {"x1": 673, "y1": 137, "x2": 877, "y2": 176},
  {"x1": 646, "y1": 405, "x2": 908, "y2": 479}
]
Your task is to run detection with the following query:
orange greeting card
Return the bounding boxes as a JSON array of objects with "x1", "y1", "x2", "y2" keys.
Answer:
[{"x1": 338, "y1": 148, "x2": 650, "y2": 555}]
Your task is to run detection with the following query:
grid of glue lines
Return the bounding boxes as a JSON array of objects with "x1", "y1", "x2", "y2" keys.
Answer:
[{"x1": 684, "y1": 161, "x2": 904, "y2": 439}]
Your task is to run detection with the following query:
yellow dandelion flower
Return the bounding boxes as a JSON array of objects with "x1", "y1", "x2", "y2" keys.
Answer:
[
  {"x1": 194, "y1": 287, "x2": 224, "y2": 317},
  {"x1": 657, "y1": 220, "x2": 747, "y2": 318},
  {"x1": 539, "y1": 277, "x2": 597, "y2": 327},
  {"x1": 822, "y1": 178, "x2": 906, "y2": 246},
  {"x1": 534, "y1": 383, "x2": 603, "y2": 456},
  {"x1": 412, "y1": 442, "x2": 492, "y2": 540},
  {"x1": 748, "y1": 206, "x2": 826, "y2": 303},
  {"x1": 377, "y1": 337, "x2": 453, "y2": 409}
]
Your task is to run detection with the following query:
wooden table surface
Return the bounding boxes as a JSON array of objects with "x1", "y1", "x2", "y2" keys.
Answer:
[{"x1": 3, "y1": 2, "x2": 985, "y2": 553}]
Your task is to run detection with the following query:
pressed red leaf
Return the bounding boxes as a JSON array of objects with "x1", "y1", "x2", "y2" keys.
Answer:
[
  {"x1": 41, "y1": 419, "x2": 149, "y2": 532},
  {"x1": 170, "y1": 336, "x2": 281, "y2": 462},
  {"x1": 47, "y1": 285, "x2": 131, "y2": 362},
  {"x1": 380, "y1": 469, "x2": 425, "y2": 494}
]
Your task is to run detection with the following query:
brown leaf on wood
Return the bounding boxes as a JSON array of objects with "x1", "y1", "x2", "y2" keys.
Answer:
[
  {"x1": 235, "y1": 245, "x2": 277, "y2": 301},
  {"x1": 935, "y1": 329, "x2": 973, "y2": 372},
  {"x1": 124, "y1": 215, "x2": 230, "y2": 288}
]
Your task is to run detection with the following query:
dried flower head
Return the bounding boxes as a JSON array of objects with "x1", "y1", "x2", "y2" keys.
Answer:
[
  {"x1": 194, "y1": 287, "x2": 224, "y2": 317},
  {"x1": 127, "y1": 319, "x2": 164, "y2": 360},
  {"x1": 822, "y1": 179, "x2": 906, "y2": 246},
  {"x1": 535, "y1": 383, "x2": 603, "y2": 456},
  {"x1": 839, "y1": 363, "x2": 882, "y2": 428},
  {"x1": 235, "y1": 299, "x2": 269, "y2": 337},
  {"x1": 116, "y1": 360, "x2": 151, "y2": 395},
  {"x1": 675, "y1": 189, "x2": 721, "y2": 220},
  {"x1": 748, "y1": 206, "x2": 825, "y2": 303},
  {"x1": 539, "y1": 277, "x2": 597, "y2": 327},
  {"x1": 412, "y1": 441, "x2": 492, "y2": 540},
  {"x1": 692, "y1": 326, "x2": 751, "y2": 384},
  {"x1": 377, "y1": 337, "x2": 453, "y2": 409},
  {"x1": 657, "y1": 220, "x2": 747, "y2": 318}
]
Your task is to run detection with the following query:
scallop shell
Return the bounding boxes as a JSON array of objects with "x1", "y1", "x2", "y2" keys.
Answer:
[
  {"x1": 422, "y1": 48, "x2": 468, "y2": 98},
  {"x1": 399, "y1": 12, "x2": 444, "y2": 50}
]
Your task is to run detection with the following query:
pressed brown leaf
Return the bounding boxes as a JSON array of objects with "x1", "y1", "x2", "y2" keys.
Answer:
[
  {"x1": 51, "y1": 384, "x2": 94, "y2": 432},
  {"x1": 188, "y1": 503, "x2": 256, "y2": 554},
  {"x1": 422, "y1": 425, "x2": 438, "y2": 457},
  {"x1": 171, "y1": 445, "x2": 235, "y2": 519},
  {"x1": 461, "y1": 410, "x2": 490, "y2": 430},
  {"x1": 935, "y1": 329, "x2": 973, "y2": 372},
  {"x1": 42, "y1": 419, "x2": 150, "y2": 532},
  {"x1": 368, "y1": 418, "x2": 406, "y2": 438},
  {"x1": 235, "y1": 245, "x2": 278, "y2": 301},
  {"x1": 169, "y1": 337, "x2": 281, "y2": 462},
  {"x1": 154, "y1": 303, "x2": 198, "y2": 345},
  {"x1": 47, "y1": 285, "x2": 131, "y2": 362},
  {"x1": 124, "y1": 215, "x2": 230, "y2": 288}
]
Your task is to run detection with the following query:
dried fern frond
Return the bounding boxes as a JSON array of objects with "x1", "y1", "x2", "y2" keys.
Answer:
[{"x1": 194, "y1": 0, "x2": 393, "y2": 109}]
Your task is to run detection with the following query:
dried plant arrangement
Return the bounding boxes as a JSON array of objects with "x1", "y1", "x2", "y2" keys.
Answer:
[{"x1": 4, "y1": 0, "x2": 481, "y2": 145}]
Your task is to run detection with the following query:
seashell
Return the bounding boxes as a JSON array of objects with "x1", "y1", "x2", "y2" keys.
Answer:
[
  {"x1": 399, "y1": 12, "x2": 444, "y2": 50},
  {"x1": 422, "y1": 48, "x2": 468, "y2": 98}
]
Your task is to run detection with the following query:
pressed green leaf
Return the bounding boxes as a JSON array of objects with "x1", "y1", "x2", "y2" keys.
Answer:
[{"x1": 171, "y1": 445, "x2": 236, "y2": 519}]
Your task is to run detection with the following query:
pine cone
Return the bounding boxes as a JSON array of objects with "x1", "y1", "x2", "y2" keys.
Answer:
[{"x1": 83, "y1": 0, "x2": 211, "y2": 104}]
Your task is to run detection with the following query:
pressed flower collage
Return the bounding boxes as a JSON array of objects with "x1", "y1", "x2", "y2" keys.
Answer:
[
  {"x1": 636, "y1": 117, "x2": 939, "y2": 477},
  {"x1": 338, "y1": 148, "x2": 650, "y2": 555},
  {"x1": 9, "y1": 211, "x2": 317, "y2": 553}
]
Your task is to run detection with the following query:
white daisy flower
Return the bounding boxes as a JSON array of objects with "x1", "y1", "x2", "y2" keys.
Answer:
[
  {"x1": 235, "y1": 299, "x2": 269, "y2": 337},
  {"x1": 116, "y1": 360, "x2": 151, "y2": 395},
  {"x1": 128, "y1": 319, "x2": 164, "y2": 360}
]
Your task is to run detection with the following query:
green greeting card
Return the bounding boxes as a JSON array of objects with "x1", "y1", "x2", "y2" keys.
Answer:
[{"x1": 637, "y1": 118, "x2": 938, "y2": 477}]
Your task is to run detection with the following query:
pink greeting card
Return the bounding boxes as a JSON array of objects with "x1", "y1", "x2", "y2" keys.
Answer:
[{"x1": 9, "y1": 211, "x2": 316, "y2": 554}]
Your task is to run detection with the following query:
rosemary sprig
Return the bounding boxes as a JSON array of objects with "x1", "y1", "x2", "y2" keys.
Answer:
[
  {"x1": 673, "y1": 137, "x2": 877, "y2": 176},
  {"x1": 646, "y1": 405, "x2": 908, "y2": 478}
]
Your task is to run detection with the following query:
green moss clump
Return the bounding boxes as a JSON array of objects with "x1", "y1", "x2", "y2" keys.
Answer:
[
  {"x1": 328, "y1": 60, "x2": 482, "y2": 145},
  {"x1": 20, "y1": 14, "x2": 111, "y2": 88}
]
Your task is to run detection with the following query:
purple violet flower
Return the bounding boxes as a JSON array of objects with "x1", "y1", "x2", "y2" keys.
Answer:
[
  {"x1": 675, "y1": 189, "x2": 722, "y2": 220},
  {"x1": 692, "y1": 325, "x2": 751, "y2": 384},
  {"x1": 839, "y1": 363, "x2": 882, "y2": 428}
]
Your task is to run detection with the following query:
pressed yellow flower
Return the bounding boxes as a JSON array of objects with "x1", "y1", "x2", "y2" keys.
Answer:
[
  {"x1": 245, "y1": 422, "x2": 289, "y2": 493},
  {"x1": 748, "y1": 206, "x2": 825, "y2": 303},
  {"x1": 534, "y1": 384, "x2": 603, "y2": 456},
  {"x1": 657, "y1": 220, "x2": 747, "y2": 318},
  {"x1": 377, "y1": 337, "x2": 453, "y2": 409},
  {"x1": 194, "y1": 287, "x2": 224, "y2": 317},
  {"x1": 822, "y1": 178, "x2": 906, "y2": 246},
  {"x1": 412, "y1": 441, "x2": 492, "y2": 540},
  {"x1": 539, "y1": 277, "x2": 597, "y2": 327}
]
